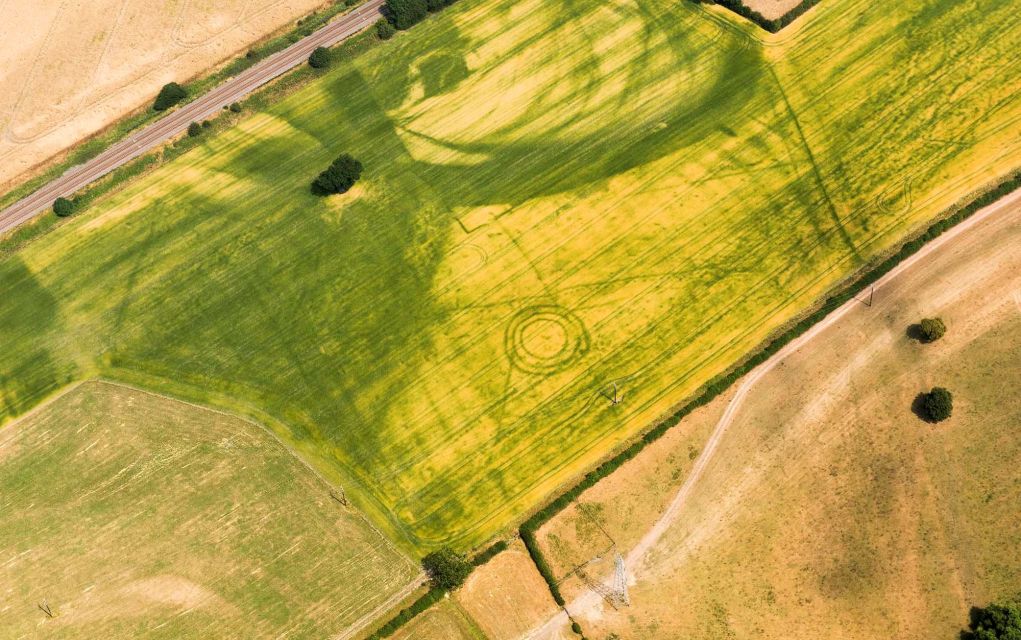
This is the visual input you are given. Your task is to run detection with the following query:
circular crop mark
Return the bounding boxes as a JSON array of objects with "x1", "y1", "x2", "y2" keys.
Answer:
[{"x1": 505, "y1": 305, "x2": 589, "y2": 375}]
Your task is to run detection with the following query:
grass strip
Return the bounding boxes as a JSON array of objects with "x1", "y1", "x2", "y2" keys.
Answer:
[
  {"x1": 0, "y1": 0, "x2": 366, "y2": 213},
  {"x1": 518, "y1": 166, "x2": 1021, "y2": 608}
]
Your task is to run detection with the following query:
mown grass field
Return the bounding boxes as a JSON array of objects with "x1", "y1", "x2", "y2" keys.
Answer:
[
  {"x1": 2, "y1": 0, "x2": 1021, "y2": 551},
  {"x1": 0, "y1": 382, "x2": 417, "y2": 638}
]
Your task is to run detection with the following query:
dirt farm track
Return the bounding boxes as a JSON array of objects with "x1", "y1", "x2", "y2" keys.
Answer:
[{"x1": 0, "y1": 0, "x2": 348, "y2": 190}]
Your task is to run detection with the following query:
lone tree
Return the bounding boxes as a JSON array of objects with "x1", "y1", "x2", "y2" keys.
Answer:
[
  {"x1": 962, "y1": 602, "x2": 1021, "y2": 639},
  {"x1": 924, "y1": 387, "x2": 953, "y2": 422},
  {"x1": 919, "y1": 317, "x2": 946, "y2": 342},
  {"x1": 53, "y1": 197, "x2": 74, "y2": 217},
  {"x1": 422, "y1": 547, "x2": 472, "y2": 591},
  {"x1": 187, "y1": 122, "x2": 202, "y2": 137},
  {"x1": 385, "y1": 0, "x2": 428, "y2": 29},
  {"x1": 153, "y1": 82, "x2": 187, "y2": 111},
  {"x1": 308, "y1": 46, "x2": 331, "y2": 69},
  {"x1": 312, "y1": 154, "x2": 363, "y2": 195}
]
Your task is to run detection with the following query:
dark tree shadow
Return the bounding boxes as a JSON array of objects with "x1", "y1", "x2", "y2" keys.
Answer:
[
  {"x1": 911, "y1": 392, "x2": 935, "y2": 423},
  {"x1": 906, "y1": 323, "x2": 929, "y2": 343}
]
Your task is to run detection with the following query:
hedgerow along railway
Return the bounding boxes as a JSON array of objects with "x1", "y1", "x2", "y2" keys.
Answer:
[{"x1": 2, "y1": 0, "x2": 1021, "y2": 553}]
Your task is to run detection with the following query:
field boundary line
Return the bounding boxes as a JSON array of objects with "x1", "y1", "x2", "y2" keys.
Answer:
[
  {"x1": 0, "y1": 379, "x2": 85, "y2": 433},
  {"x1": 516, "y1": 168, "x2": 1021, "y2": 612},
  {"x1": 1, "y1": 377, "x2": 426, "y2": 638},
  {"x1": 92, "y1": 377, "x2": 419, "y2": 573},
  {"x1": 332, "y1": 578, "x2": 426, "y2": 640}
]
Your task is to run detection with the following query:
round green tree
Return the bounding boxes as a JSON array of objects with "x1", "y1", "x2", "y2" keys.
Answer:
[
  {"x1": 153, "y1": 82, "x2": 187, "y2": 111},
  {"x1": 962, "y1": 602, "x2": 1021, "y2": 639},
  {"x1": 376, "y1": 18, "x2": 396, "y2": 40},
  {"x1": 308, "y1": 46, "x2": 331, "y2": 69},
  {"x1": 53, "y1": 197, "x2": 74, "y2": 217},
  {"x1": 385, "y1": 0, "x2": 428, "y2": 29},
  {"x1": 421, "y1": 547, "x2": 472, "y2": 591},
  {"x1": 919, "y1": 317, "x2": 946, "y2": 342},
  {"x1": 924, "y1": 387, "x2": 953, "y2": 422},
  {"x1": 187, "y1": 122, "x2": 202, "y2": 137},
  {"x1": 312, "y1": 154, "x2": 363, "y2": 195}
]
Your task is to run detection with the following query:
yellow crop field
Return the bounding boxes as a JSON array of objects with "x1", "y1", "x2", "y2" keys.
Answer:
[{"x1": 2, "y1": 0, "x2": 1021, "y2": 552}]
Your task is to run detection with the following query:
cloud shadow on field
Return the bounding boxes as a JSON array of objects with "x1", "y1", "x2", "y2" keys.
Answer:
[
  {"x1": 0, "y1": 259, "x2": 73, "y2": 419},
  {"x1": 395, "y1": 18, "x2": 770, "y2": 210}
]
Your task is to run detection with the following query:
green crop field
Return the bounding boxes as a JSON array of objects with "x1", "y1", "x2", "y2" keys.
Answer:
[
  {"x1": 0, "y1": 381, "x2": 417, "y2": 637},
  {"x1": 2, "y1": 0, "x2": 1021, "y2": 551}
]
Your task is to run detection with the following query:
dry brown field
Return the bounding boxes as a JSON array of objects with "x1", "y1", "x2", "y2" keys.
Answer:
[
  {"x1": 535, "y1": 197, "x2": 1021, "y2": 639},
  {"x1": 455, "y1": 541, "x2": 563, "y2": 640},
  {"x1": 387, "y1": 598, "x2": 484, "y2": 640},
  {"x1": 742, "y1": 0, "x2": 805, "y2": 20},
  {"x1": 0, "y1": 0, "x2": 328, "y2": 190}
]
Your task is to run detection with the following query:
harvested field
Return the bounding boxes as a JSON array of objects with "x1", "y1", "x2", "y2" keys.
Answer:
[
  {"x1": 388, "y1": 599, "x2": 485, "y2": 640},
  {"x1": 741, "y1": 0, "x2": 806, "y2": 21},
  {"x1": 2, "y1": 0, "x2": 1021, "y2": 552},
  {"x1": 540, "y1": 193, "x2": 1021, "y2": 639},
  {"x1": 455, "y1": 541, "x2": 561, "y2": 640},
  {"x1": 0, "y1": 0, "x2": 330, "y2": 189},
  {"x1": 0, "y1": 381, "x2": 417, "y2": 639}
]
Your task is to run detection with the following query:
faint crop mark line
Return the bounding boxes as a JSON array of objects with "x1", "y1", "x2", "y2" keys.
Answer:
[
  {"x1": 72, "y1": 0, "x2": 133, "y2": 133},
  {"x1": 5, "y1": 0, "x2": 71, "y2": 144},
  {"x1": 768, "y1": 66, "x2": 861, "y2": 262}
]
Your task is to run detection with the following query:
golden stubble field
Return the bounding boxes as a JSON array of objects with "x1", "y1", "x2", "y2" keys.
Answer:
[
  {"x1": 0, "y1": 0, "x2": 328, "y2": 190},
  {"x1": 533, "y1": 197, "x2": 1021, "y2": 639},
  {"x1": 742, "y1": 0, "x2": 805, "y2": 20}
]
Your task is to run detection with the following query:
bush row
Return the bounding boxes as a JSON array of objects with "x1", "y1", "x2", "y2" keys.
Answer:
[
  {"x1": 368, "y1": 587, "x2": 444, "y2": 639},
  {"x1": 384, "y1": 0, "x2": 458, "y2": 30},
  {"x1": 470, "y1": 539, "x2": 508, "y2": 567},
  {"x1": 696, "y1": 0, "x2": 823, "y2": 33},
  {"x1": 519, "y1": 167, "x2": 1021, "y2": 607}
]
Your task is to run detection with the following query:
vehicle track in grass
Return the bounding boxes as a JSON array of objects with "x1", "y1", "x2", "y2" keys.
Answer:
[{"x1": 523, "y1": 183, "x2": 1021, "y2": 638}]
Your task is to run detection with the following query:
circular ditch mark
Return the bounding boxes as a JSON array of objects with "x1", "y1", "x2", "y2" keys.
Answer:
[{"x1": 505, "y1": 305, "x2": 589, "y2": 375}]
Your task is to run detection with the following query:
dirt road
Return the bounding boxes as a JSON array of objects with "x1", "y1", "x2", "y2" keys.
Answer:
[
  {"x1": 0, "y1": 0, "x2": 385, "y2": 236},
  {"x1": 523, "y1": 184, "x2": 1021, "y2": 638}
]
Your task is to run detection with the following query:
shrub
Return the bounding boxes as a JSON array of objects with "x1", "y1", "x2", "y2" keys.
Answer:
[
  {"x1": 571, "y1": 621, "x2": 583, "y2": 634},
  {"x1": 471, "y1": 540, "x2": 508, "y2": 566},
  {"x1": 187, "y1": 122, "x2": 202, "y2": 137},
  {"x1": 919, "y1": 317, "x2": 946, "y2": 342},
  {"x1": 368, "y1": 588, "x2": 444, "y2": 638},
  {"x1": 376, "y1": 18, "x2": 396, "y2": 40},
  {"x1": 153, "y1": 82, "x2": 187, "y2": 111},
  {"x1": 308, "y1": 46, "x2": 331, "y2": 69},
  {"x1": 53, "y1": 197, "x2": 74, "y2": 217},
  {"x1": 201, "y1": 120, "x2": 211, "y2": 129},
  {"x1": 962, "y1": 602, "x2": 1021, "y2": 639},
  {"x1": 312, "y1": 154, "x2": 363, "y2": 195},
  {"x1": 924, "y1": 387, "x2": 953, "y2": 422},
  {"x1": 421, "y1": 547, "x2": 472, "y2": 590},
  {"x1": 385, "y1": 0, "x2": 428, "y2": 29},
  {"x1": 229, "y1": 102, "x2": 242, "y2": 113}
]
